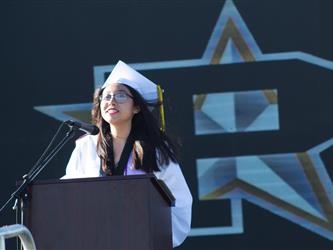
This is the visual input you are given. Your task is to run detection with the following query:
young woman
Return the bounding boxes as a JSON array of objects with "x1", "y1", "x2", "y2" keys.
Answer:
[{"x1": 62, "y1": 60, "x2": 193, "y2": 247}]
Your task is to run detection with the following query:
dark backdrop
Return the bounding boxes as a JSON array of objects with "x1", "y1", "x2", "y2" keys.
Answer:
[{"x1": 1, "y1": 0, "x2": 333, "y2": 249}]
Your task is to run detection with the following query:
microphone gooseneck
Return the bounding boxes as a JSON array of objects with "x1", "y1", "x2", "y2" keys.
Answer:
[{"x1": 65, "y1": 120, "x2": 100, "y2": 135}]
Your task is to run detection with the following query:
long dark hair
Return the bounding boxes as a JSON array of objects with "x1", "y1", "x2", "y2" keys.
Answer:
[{"x1": 91, "y1": 84, "x2": 178, "y2": 175}]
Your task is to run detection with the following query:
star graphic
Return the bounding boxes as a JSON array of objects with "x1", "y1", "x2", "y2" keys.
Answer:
[{"x1": 34, "y1": 0, "x2": 333, "y2": 240}]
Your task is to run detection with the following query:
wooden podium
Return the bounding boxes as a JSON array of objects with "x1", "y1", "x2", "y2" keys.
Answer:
[{"x1": 23, "y1": 174, "x2": 174, "y2": 250}]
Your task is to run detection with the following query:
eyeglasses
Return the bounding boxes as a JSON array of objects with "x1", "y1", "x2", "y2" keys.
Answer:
[{"x1": 99, "y1": 91, "x2": 133, "y2": 104}]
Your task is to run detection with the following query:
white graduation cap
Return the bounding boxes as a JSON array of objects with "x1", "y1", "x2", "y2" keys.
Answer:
[{"x1": 102, "y1": 60, "x2": 158, "y2": 102}]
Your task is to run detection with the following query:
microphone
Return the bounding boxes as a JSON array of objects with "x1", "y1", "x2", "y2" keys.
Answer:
[{"x1": 65, "y1": 120, "x2": 100, "y2": 135}]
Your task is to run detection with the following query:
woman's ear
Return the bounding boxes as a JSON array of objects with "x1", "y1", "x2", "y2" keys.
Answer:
[{"x1": 133, "y1": 106, "x2": 141, "y2": 114}]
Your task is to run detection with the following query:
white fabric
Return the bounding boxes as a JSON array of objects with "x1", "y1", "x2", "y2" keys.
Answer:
[{"x1": 62, "y1": 135, "x2": 192, "y2": 248}]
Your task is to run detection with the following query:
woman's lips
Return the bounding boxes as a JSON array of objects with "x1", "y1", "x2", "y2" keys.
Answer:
[{"x1": 106, "y1": 108, "x2": 119, "y2": 115}]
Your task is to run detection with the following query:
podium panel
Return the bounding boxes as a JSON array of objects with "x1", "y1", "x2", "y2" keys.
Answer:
[{"x1": 24, "y1": 175, "x2": 172, "y2": 250}]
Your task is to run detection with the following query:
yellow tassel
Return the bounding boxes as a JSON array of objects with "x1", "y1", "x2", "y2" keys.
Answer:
[{"x1": 157, "y1": 85, "x2": 165, "y2": 132}]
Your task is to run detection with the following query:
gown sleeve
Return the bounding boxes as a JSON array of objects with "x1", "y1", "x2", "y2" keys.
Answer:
[
  {"x1": 61, "y1": 139, "x2": 85, "y2": 179},
  {"x1": 61, "y1": 135, "x2": 101, "y2": 179},
  {"x1": 154, "y1": 161, "x2": 193, "y2": 248}
]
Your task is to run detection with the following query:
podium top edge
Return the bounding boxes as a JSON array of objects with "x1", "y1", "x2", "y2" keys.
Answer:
[
  {"x1": 22, "y1": 174, "x2": 156, "y2": 186},
  {"x1": 18, "y1": 174, "x2": 175, "y2": 206}
]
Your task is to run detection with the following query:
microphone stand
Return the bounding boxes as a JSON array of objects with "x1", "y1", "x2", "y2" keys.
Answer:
[{"x1": 0, "y1": 126, "x2": 76, "y2": 217}]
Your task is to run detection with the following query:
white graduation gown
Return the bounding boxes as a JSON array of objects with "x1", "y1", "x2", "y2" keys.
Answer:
[{"x1": 62, "y1": 135, "x2": 193, "y2": 248}]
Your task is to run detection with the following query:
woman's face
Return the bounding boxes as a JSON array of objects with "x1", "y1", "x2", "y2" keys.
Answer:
[{"x1": 100, "y1": 83, "x2": 139, "y2": 126}]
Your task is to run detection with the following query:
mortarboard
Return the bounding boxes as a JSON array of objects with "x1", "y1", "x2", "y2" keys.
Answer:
[{"x1": 102, "y1": 60, "x2": 158, "y2": 102}]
